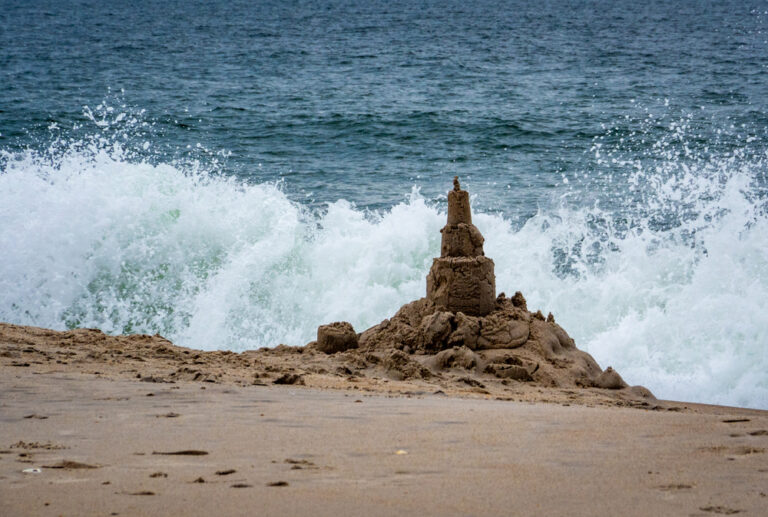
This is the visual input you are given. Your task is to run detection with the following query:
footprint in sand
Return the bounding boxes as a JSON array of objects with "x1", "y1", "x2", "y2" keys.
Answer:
[
  {"x1": 697, "y1": 445, "x2": 765, "y2": 457},
  {"x1": 11, "y1": 440, "x2": 67, "y2": 450},
  {"x1": 699, "y1": 505, "x2": 742, "y2": 515},
  {"x1": 152, "y1": 450, "x2": 208, "y2": 456},
  {"x1": 284, "y1": 458, "x2": 318, "y2": 470},
  {"x1": 42, "y1": 460, "x2": 99, "y2": 469},
  {"x1": 731, "y1": 446, "x2": 765, "y2": 455},
  {"x1": 657, "y1": 483, "x2": 694, "y2": 491}
]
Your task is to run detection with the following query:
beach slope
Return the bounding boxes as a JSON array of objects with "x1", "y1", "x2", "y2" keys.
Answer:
[{"x1": 1, "y1": 323, "x2": 767, "y2": 516}]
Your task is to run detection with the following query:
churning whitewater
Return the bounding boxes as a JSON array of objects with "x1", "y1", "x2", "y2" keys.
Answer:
[{"x1": 1, "y1": 134, "x2": 767, "y2": 409}]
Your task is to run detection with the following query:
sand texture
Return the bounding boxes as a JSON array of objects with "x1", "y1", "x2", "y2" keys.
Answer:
[
  {"x1": 2, "y1": 323, "x2": 768, "y2": 516},
  {"x1": 2, "y1": 365, "x2": 767, "y2": 517},
  {"x1": 0, "y1": 319, "x2": 650, "y2": 408}
]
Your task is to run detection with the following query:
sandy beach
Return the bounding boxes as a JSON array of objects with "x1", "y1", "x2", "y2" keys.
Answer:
[
  {"x1": 2, "y1": 183, "x2": 766, "y2": 517},
  {"x1": 4, "y1": 1, "x2": 768, "y2": 515},
  {"x1": 2, "y1": 323, "x2": 767, "y2": 516}
]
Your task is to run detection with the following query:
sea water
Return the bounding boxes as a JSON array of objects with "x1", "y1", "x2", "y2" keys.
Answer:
[{"x1": 1, "y1": 0, "x2": 767, "y2": 408}]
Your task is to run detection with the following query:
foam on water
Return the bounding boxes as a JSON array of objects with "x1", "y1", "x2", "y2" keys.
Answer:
[
  {"x1": 1, "y1": 128, "x2": 767, "y2": 409},
  {"x1": 485, "y1": 158, "x2": 768, "y2": 410},
  {"x1": 0, "y1": 139, "x2": 437, "y2": 350}
]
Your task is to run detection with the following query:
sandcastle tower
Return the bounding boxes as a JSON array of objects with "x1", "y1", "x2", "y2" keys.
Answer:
[{"x1": 426, "y1": 177, "x2": 496, "y2": 316}]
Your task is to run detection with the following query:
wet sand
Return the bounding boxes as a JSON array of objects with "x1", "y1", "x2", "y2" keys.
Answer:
[{"x1": 2, "y1": 366, "x2": 767, "y2": 516}]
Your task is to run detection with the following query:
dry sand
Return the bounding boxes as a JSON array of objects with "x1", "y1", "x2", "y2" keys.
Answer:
[{"x1": 2, "y1": 323, "x2": 768, "y2": 516}]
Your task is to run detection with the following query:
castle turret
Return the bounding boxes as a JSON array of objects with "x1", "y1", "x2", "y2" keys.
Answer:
[{"x1": 426, "y1": 177, "x2": 496, "y2": 316}]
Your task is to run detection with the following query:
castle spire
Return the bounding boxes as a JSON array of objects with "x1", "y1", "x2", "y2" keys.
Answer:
[{"x1": 426, "y1": 178, "x2": 496, "y2": 316}]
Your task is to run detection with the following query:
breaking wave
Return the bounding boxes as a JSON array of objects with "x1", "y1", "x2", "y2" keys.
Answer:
[{"x1": 1, "y1": 112, "x2": 767, "y2": 409}]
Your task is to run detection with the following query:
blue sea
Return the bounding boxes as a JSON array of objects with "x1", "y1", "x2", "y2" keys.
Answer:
[{"x1": 1, "y1": 0, "x2": 767, "y2": 408}]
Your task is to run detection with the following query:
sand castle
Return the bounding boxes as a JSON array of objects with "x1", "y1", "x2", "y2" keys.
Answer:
[
  {"x1": 313, "y1": 178, "x2": 651, "y2": 401},
  {"x1": 426, "y1": 177, "x2": 495, "y2": 316}
]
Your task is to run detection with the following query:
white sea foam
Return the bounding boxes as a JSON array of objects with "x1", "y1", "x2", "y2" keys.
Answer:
[
  {"x1": 1, "y1": 138, "x2": 767, "y2": 409},
  {"x1": 0, "y1": 140, "x2": 442, "y2": 350}
]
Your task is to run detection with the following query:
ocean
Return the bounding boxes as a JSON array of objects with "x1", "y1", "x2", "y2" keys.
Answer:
[{"x1": 1, "y1": 0, "x2": 767, "y2": 408}]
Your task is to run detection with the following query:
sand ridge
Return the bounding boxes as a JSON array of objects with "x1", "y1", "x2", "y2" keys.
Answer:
[{"x1": 1, "y1": 321, "x2": 652, "y2": 409}]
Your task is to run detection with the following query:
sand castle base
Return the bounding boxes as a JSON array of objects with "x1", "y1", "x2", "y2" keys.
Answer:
[
  {"x1": 426, "y1": 256, "x2": 495, "y2": 316},
  {"x1": 310, "y1": 178, "x2": 651, "y2": 401}
]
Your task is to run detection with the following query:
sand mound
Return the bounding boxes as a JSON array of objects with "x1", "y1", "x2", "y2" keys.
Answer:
[
  {"x1": 357, "y1": 292, "x2": 605, "y2": 387},
  {"x1": 308, "y1": 291, "x2": 653, "y2": 402}
]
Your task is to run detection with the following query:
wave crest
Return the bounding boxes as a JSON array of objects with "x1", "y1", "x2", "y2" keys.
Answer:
[{"x1": 1, "y1": 125, "x2": 767, "y2": 408}]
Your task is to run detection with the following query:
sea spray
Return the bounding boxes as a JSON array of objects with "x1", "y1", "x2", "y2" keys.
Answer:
[
  {"x1": 485, "y1": 160, "x2": 768, "y2": 409},
  {"x1": 0, "y1": 142, "x2": 437, "y2": 348},
  {"x1": 2, "y1": 137, "x2": 767, "y2": 409}
]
